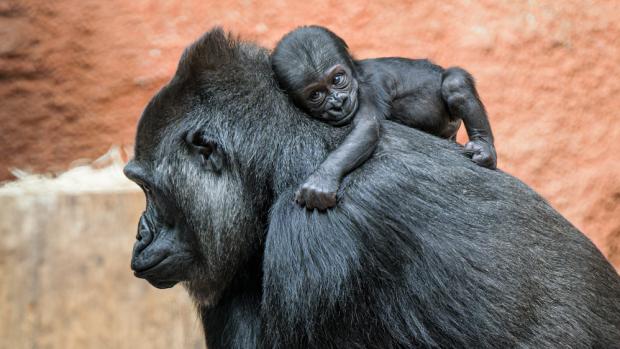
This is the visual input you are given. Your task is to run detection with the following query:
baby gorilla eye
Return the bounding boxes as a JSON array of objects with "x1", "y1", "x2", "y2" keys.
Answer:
[
  {"x1": 333, "y1": 73, "x2": 345, "y2": 86},
  {"x1": 308, "y1": 90, "x2": 323, "y2": 102}
]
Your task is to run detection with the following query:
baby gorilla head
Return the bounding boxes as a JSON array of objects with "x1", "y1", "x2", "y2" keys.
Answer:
[{"x1": 271, "y1": 26, "x2": 360, "y2": 125}]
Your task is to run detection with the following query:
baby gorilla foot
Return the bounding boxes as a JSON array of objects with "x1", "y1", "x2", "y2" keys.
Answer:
[
  {"x1": 465, "y1": 139, "x2": 497, "y2": 169},
  {"x1": 295, "y1": 173, "x2": 339, "y2": 211}
]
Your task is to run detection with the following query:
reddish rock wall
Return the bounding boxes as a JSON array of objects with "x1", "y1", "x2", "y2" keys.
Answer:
[{"x1": 1, "y1": 0, "x2": 618, "y2": 266}]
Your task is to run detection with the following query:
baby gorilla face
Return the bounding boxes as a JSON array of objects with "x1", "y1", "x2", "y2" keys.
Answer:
[{"x1": 296, "y1": 64, "x2": 359, "y2": 126}]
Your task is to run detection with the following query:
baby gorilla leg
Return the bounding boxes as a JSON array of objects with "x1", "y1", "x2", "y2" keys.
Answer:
[{"x1": 441, "y1": 67, "x2": 497, "y2": 169}]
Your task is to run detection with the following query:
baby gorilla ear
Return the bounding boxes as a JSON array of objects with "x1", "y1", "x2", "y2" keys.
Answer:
[{"x1": 185, "y1": 130, "x2": 225, "y2": 173}]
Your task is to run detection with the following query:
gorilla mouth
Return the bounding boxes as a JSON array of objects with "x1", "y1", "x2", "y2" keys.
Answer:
[
  {"x1": 132, "y1": 255, "x2": 179, "y2": 289},
  {"x1": 326, "y1": 96, "x2": 358, "y2": 126},
  {"x1": 132, "y1": 254, "x2": 169, "y2": 277}
]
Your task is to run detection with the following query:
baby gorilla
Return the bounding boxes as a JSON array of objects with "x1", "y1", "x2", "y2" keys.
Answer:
[{"x1": 272, "y1": 26, "x2": 497, "y2": 210}]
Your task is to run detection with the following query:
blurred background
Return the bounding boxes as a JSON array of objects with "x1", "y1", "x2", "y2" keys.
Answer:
[{"x1": 1, "y1": 0, "x2": 618, "y2": 348}]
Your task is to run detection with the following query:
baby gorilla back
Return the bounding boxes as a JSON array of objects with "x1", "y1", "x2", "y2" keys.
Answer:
[{"x1": 359, "y1": 58, "x2": 454, "y2": 136}]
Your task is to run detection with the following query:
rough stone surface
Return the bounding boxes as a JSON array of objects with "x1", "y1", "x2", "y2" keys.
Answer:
[
  {"x1": 0, "y1": 189, "x2": 203, "y2": 349},
  {"x1": 1, "y1": 1, "x2": 618, "y2": 345}
]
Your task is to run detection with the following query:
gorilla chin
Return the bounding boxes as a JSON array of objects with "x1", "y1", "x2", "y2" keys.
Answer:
[{"x1": 141, "y1": 277, "x2": 178, "y2": 290}]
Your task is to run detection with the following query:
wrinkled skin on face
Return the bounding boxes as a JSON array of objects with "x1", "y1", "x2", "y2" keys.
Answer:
[{"x1": 293, "y1": 64, "x2": 360, "y2": 126}]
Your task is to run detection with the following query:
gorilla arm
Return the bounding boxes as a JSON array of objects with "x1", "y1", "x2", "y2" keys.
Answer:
[{"x1": 294, "y1": 108, "x2": 382, "y2": 211}]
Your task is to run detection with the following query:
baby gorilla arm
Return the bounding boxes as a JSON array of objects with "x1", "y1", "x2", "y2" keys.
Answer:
[{"x1": 295, "y1": 110, "x2": 381, "y2": 211}]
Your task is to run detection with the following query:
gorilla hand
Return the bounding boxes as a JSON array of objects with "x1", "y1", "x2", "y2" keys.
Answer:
[
  {"x1": 295, "y1": 171, "x2": 340, "y2": 211},
  {"x1": 465, "y1": 139, "x2": 497, "y2": 169}
]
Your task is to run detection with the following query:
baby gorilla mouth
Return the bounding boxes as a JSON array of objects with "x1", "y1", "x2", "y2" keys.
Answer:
[
  {"x1": 328, "y1": 106, "x2": 344, "y2": 116},
  {"x1": 326, "y1": 96, "x2": 358, "y2": 126}
]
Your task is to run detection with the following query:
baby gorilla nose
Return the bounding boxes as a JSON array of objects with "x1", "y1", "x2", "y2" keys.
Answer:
[
  {"x1": 326, "y1": 94, "x2": 349, "y2": 117},
  {"x1": 327, "y1": 93, "x2": 347, "y2": 107}
]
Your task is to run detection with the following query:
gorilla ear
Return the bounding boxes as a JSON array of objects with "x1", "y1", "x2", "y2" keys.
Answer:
[{"x1": 185, "y1": 130, "x2": 225, "y2": 173}]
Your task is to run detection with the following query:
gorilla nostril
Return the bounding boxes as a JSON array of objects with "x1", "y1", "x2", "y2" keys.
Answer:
[{"x1": 136, "y1": 215, "x2": 154, "y2": 247}]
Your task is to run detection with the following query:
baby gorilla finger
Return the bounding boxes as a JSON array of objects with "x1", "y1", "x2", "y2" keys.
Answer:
[
  {"x1": 294, "y1": 189, "x2": 307, "y2": 207},
  {"x1": 315, "y1": 191, "x2": 337, "y2": 211},
  {"x1": 300, "y1": 187, "x2": 336, "y2": 211},
  {"x1": 305, "y1": 189, "x2": 321, "y2": 210},
  {"x1": 465, "y1": 140, "x2": 497, "y2": 169},
  {"x1": 472, "y1": 153, "x2": 496, "y2": 169}
]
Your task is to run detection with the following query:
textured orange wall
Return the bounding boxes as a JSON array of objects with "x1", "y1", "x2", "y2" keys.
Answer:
[{"x1": 1, "y1": 0, "x2": 618, "y2": 264}]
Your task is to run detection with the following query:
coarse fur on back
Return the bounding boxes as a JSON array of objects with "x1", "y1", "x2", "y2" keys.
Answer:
[{"x1": 129, "y1": 28, "x2": 620, "y2": 348}]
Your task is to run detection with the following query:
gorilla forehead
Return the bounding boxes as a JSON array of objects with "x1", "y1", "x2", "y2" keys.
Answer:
[
  {"x1": 133, "y1": 29, "x2": 276, "y2": 162},
  {"x1": 133, "y1": 83, "x2": 187, "y2": 163}
]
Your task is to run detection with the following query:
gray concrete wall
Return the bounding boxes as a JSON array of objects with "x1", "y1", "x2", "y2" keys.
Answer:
[{"x1": 0, "y1": 171, "x2": 204, "y2": 348}]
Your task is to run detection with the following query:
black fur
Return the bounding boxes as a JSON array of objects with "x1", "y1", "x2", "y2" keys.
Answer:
[{"x1": 125, "y1": 28, "x2": 620, "y2": 348}]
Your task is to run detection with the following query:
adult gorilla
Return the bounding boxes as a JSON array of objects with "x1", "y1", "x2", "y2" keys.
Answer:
[{"x1": 124, "y1": 28, "x2": 620, "y2": 348}]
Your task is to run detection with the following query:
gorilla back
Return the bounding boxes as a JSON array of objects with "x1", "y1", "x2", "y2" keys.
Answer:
[{"x1": 124, "y1": 28, "x2": 620, "y2": 348}]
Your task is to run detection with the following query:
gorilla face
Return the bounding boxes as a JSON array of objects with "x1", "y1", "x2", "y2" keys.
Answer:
[
  {"x1": 294, "y1": 64, "x2": 359, "y2": 126},
  {"x1": 124, "y1": 177, "x2": 194, "y2": 290},
  {"x1": 123, "y1": 86, "x2": 266, "y2": 305},
  {"x1": 123, "y1": 153, "x2": 198, "y2": 291},
  {"x1": 123, "y1": 28, "x2": 300, "y2": 307}
]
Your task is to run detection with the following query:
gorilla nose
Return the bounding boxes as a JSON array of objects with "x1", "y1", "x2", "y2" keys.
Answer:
[
  {"x1": 328, "y1": 94, "x2": 346, "y2": 108},
  {"x1": 135, "y1": 215, "x2": 154, "y2": 252},
  {"x1": 131, "y1": 216, "x2": 166, "y2": 274}
]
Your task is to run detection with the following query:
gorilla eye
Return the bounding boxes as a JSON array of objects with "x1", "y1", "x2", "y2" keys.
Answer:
[
  {"x1": 333, "y1": 73, "x2": 345, "y2": 86},
  {"x1": 308, "y1": 90, "x2": 324, "y2": 103}
]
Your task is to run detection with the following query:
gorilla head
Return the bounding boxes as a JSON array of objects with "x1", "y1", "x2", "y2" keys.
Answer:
[
  {"x1": 123, "y1": 30, "x2": 275, "y2": 305},
  {"x1": 124, "y1": 28, "x2": 620, "y2": 348}
]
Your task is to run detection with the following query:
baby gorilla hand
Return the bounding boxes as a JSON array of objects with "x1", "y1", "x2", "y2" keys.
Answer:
[
  {"x1": 465, "y1": 139, "x2": 497, "y2": 169},
  {"x1": 295, "y1": 171, "x2": 340, "y2": 211}
]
